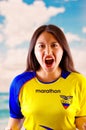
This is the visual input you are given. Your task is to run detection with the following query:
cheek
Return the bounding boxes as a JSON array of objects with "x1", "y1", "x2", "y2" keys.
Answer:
[
  {"x1": 56, "y1": 50, "x2": 63, "y2": 60},
  {"x1": 57, "y1": 51, "x2": 63, "y2": 62},
  {"x1": 34, "y1": 49, "x2": 42, "y2": 62},
  {"x1": 59, "y1": 51, "x2": 63, "y2": 57}
]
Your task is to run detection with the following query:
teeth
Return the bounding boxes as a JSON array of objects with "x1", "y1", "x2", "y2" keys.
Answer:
[{"x1": 45, "y1": 58, "x2": 53, "y2": 60}]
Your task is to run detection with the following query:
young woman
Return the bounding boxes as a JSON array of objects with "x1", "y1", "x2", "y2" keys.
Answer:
[{"x1": 6, "y1": 24, "x2": 86, "y2": 130}]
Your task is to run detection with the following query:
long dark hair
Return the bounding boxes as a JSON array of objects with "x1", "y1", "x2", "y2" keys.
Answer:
[{"x1": 26, "y1": 24, "x2": 76, "y2": 72}]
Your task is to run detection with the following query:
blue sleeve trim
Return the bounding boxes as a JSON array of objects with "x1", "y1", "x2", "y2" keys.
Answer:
[{"x1": 9, "y1": 71, "x2": 36, "y2": 118}]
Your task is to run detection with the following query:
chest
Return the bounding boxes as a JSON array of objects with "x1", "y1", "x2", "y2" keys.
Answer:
[{"x1": 19, "y1": 79, "x2": 79, "y2": 118}]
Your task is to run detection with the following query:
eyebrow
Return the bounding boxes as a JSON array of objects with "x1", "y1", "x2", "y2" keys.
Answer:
[{"x1": 36, "y1": 41, "x2": 59, "y2": 44}]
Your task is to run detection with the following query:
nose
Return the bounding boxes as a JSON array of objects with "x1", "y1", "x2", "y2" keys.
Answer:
[{"x1": 45, "y1": 46, "x2": 52, "y2": 55}]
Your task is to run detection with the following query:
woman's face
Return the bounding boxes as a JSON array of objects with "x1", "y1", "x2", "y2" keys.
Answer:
[{"x1": 34, "y1": 31, "x2": 63, "y2": 73}]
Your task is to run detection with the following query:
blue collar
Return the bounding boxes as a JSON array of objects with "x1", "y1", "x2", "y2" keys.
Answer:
[{"x1": 61, "y1": 70, "x2": 70, "y2": 79}]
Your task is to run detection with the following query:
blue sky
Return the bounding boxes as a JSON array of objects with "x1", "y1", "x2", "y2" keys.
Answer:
[{"x1": 0, "y1": 0, "x2": 86, "y2": 92}]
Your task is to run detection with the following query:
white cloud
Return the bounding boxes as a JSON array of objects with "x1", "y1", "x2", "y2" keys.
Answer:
[
  {"x1": 82, "y1": 27, "x2": 86, "y2": 33},
  {"x1": 0, "y1": 24, "x2": 5, "y2": 43},
  {"x1": 65, "y1": 32, "x2": 86, "y2": 47},
  {"x1": 0, "y1": 48, "x2": 27, "y2": 92},
  {"x1": 0, "y1": 0, "x2": 86, "y2": 92},
  {"x1": 0, "y1": 0, "x2": 65, "y2": 92},
  {"x1": 64, "y1": 31, "x2": 86, "y2": 76},
  {"x1": 0, "y1": 0, "x2": 65, "y2": 47},
  {"x1": 0, "y1": 24, "x2": 4, "y2": 30},
  {"x1": 66, "y1": 32, "x2": 81, "y2": 43},
  {"x1": 0, "y1": 33, "x2": 4, "y2": 43},
  {"x1": 2, "y1": 48, "x2": 27, "y2": 71},
  {"x1": 71, "y1": 48, "x2": 86, "y2": 76}
]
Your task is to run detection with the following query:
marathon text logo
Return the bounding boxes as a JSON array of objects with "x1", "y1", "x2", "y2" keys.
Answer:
[{"x1": 35, "y1": 89, "x2": 61, "y2": 93}]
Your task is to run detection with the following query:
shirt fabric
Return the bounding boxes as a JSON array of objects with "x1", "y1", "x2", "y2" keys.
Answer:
[{"x1": 9, "y1": 70, "x2": 86, "y2": 130}]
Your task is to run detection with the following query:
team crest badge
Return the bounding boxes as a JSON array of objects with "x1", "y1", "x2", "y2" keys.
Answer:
[{"x1": 60, "y1": 95, "x2": 73, "y2": 109}]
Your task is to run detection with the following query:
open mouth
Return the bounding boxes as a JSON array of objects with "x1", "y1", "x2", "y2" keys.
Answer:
[{"x1": 45, "y1": 58, "x2": 54, "y2": 66}]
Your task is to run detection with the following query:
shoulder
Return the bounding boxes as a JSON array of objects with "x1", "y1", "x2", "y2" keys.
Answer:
[
  {"x1": 71, "y1": 72, "x2": 86, "y2": 81},
  {"x1": 12, "y1": 71, "x2": 36, "y2": 83},
  {"x1": 9, "y1": 71, "x2": 36, "y2": 94},
  {"x1": 70, "y1": 72, "x2": 86, "y2": 90}
]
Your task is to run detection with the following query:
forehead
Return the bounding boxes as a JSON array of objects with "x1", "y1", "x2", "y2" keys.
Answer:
[{"x1": 36, "y1": 31, "x2": 57, "y2": 42}]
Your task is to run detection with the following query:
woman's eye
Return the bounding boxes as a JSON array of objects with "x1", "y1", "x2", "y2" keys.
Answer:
[
  {"x1": 39, "y1": 44, "x2": 45, "y2": 48},
  {"x1": 51, "y1": 43, "x2": 58, "y2": 47}
]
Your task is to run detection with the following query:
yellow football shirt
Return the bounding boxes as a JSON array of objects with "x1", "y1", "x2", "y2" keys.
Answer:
[{"x1": 9, "y1": 71, "x2": 86, "y2": 130}]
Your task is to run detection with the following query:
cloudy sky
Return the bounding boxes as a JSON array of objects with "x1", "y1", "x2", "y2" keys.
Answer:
[{"x1": 0, "y1": 0, "x2": 86, "y2": 92}]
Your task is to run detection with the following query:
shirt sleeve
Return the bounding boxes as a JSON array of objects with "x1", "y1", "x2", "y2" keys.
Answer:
[
  {"x1": 9, "y1": 77, "x2": 24, "y2": 119},
  {"x1": 76, "y1": 75, "x2": 86, "y2": 117},
  {"x1": 9, "y1": 71, "x2": 36, "y2": 119}
]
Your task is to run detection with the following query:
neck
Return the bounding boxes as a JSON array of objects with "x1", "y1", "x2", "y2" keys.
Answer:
[{"x1": 36, "y1": 68, "x2": 62, "y2": 82}]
